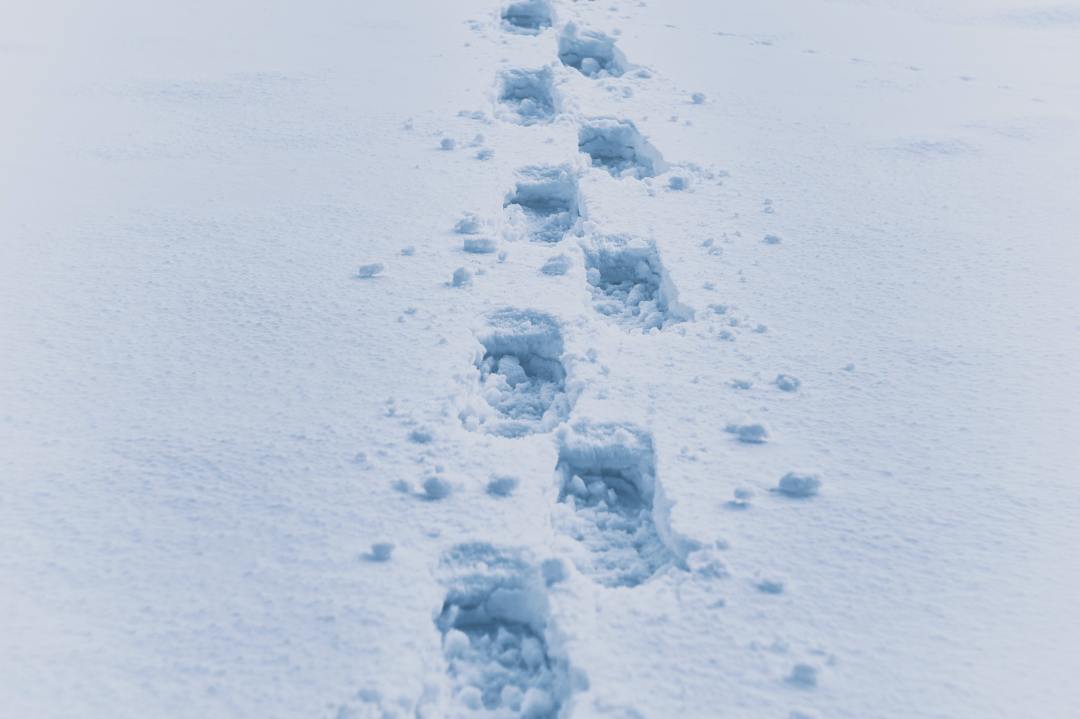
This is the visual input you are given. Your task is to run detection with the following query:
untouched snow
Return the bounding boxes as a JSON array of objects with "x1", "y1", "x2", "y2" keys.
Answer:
[{"x1": 2, "y1": 1, "x2": 1079, "y2": 717}]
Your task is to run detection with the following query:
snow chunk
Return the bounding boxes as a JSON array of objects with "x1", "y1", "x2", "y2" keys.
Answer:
[
  {"x1": 452, "y1": 267, "x2": 473, "y2": 287},
  {"x1": 356, "y1": 263, "x2": 384, "y2": 278},
  {"x1": 724, "y1": 422, "x2": 769, "y2": 444},
  {"x1": 775, "y1": 373, "x2": 801, "y2": 392},
  {"x1": 777, "y1": 472, "x2": 821, "y2": 498}
]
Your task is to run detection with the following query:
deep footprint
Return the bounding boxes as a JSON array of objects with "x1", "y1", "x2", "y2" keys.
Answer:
[
  {"x1": 553, "y1": 422, "x2": 676, "y2": 587},
  {"x1": 436, "y1": 543, "x2": 571, "y2": 718},
  {"x1": 465, "y1": 308, "x2": 571, "y2": 437},
  {"x1": 501, "y1": 0, "x2": 553, "y2": 35},
  {"x1": 578, "y1": 118, "x2": 665, "y2": 179},
  {"x1": 499, "y1": 67, "x2": 557, "y2": 125},
  {"x1": 583, "y1": 235, "x2": 689, "y2": 331},
  {"x1": 558, "y1": 23, "x2": 626, "y2": 77},
  {"x1": 503, "y1": 165, "x2": 580, "y2": 244}
]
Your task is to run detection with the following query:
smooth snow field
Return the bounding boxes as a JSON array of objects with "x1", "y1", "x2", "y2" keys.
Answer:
[{"x1": 2, "y1": 1, "x2": 1079, "y2": 718}]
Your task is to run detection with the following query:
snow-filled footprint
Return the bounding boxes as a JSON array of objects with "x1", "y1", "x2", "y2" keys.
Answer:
[
  {"x1": 503, "y1": 165, "x2": 580, "y2": 244},
  {"x1": 436, "y1": 543, "x2": 573, "y2": 718},
  {"x1": 578, "y1": 118, "x2": 665, "y2": 179},
  {"x1": 497, "y1": 67, "x2": 558, "y2": 126},
  {"x1": 460, "y1": 308, "x2": 573, "y2": 437},
  {"x1": 553, "y1": 422, "x2": 677, "y2": 587},
  {"x1": 558, "y1": 23, "x2": 627, "y2": 77},
  {"x1": 582, "y1": 234, "x2": 692, "y2": 331},
  {"x1": 500, "y1": 0, "x2": 553, "y2": 35}
]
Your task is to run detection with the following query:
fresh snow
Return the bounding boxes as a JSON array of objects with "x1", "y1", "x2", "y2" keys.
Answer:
[{"x1": 2, "y1": 1, "x2": 1080, "y2": 718}]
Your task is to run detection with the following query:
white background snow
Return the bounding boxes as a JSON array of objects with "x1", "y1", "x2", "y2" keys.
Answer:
[{"x1": 2, "y1": 0, "x2": 1079, "y2": 717}]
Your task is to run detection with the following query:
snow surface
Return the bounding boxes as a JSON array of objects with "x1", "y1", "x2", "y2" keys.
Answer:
[{"x1": 2, "y1": 0, "x2": 1080, "y2": 717}]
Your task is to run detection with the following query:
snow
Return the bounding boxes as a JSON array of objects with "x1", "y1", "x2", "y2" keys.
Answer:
[{"x1": 2, "y1": 0, "x2": 1080, "y2": 718}]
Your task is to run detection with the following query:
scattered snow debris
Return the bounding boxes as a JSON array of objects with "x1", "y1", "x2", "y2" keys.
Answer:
[
  {"x1": 391, "y1": 479, "x2": 411, "y2": 494},
  {"x1": 756, "y1": 578, "x2": 785, "y2": 594},
  {"x1": 540, "y1": 254, "x2": 571, "y2": 276},
  {"x1": 498, "y1": 66, "x2": 557, "y2": 125},
  {"x1": 726, "y1": 487, "x2": 754, "y2": 510},
  {"x1": 497, "y1": 250, "x2": 508, "y2": 262},
  {"x1": 777, "y1": 472, "x2": 821, "y2": 498},
  {"x1": 476, "y1": 148, "x2": 495, "y2": 161},
  {"x1": 578, "y1": 117, "x2": 666, "y2": 178},
  {"x1": 454, "y1": 213, "x2": 483, "y2": 234},
  {"x1": 452, "y1": 267, "x2": 472, "y2": 287},
  {"x1": 764, "y1": 233, "x2": 783, "y2": 244},
  {"x1": 500, "y1": 0, "x2": 553, "y2": 35},
  {"x1": 775, "y1": 373, "x2": 801, "y2": 392},
  {"x1": 786, "y1": 664, "x2": 818, "y2": 688},
  {"x1": 687, "y1": 547, "x2": 728, "y2": 578},
  {"x1": 668, "y1": 175, "x2": 689, "y2": 191},
  {"x1": 754, "y1": 323, "x2": 768, "y2": 333},
  {"x1": 486, "y1": 475, "x2": 520, "y2": 497},
  {"x1": 423, "y1": 475, "x2": 453, "y2": 500},
  {"x1": 352, "y1": 451, "x2": 369, "y2": 466},
  {"x1": 356, "y1": 263, "x2": 384, "y2": 278},
  {"x1": 558, "y1": 23, "x2": 627, "y2": 77},
  {"x1": 436, "y1": 543, "x2": 573, "y2": 717},
  {"x1": 730, "y1": 379, "x2": 753, "y2": 390},
  {"x1": 440, "y1": 137, "x2": 456, "y2": 151},
  {"x1": 582, "y1": 234, "x2": 691, "y2": 330},
  {"x1": 466, "y1": 308, "x2": 572, "y2": 437},
  {"x1": 366, "y1": 543, "x2": 394, "y2": 562},
  {"x1": 553, "y1": 422, "x2": 677, "y2": 587},
  {"x1": 725, "y1": 422, "x2": 769, "y2": 444},
  {"x1": 503, "y1": 164, "x2": 580, "y2": 243},
  {"x1": 408, "y1": 428, "x2": 434, "y2": 444},
  {"x1": 400, "y1": 245, "x2": 415, "y2": 256},
  {"x1": 464, "y1": 237, "x2": 497, "y2": 254},
  {"x1": 691, "y1": 92, "x2": 707, "y2": 104},
  {"x1": 843, "y1": 362, "x2": 856, "y2": 371},
  {"x1": 457, "y1": 109, "x2": 487, "y2": 121}
]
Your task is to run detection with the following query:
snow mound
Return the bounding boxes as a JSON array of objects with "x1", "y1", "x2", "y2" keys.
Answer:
[
  {"x1": 436, "y1": 543, "x2": 572, "y2": 718},
  {"x1": 578, "y1": 118, "x2": 666, "y2": 179},
  {"x1": 463, "y1": 308, "x2": 572, "y2": 437},
  {"x1": 498, "y1": 67, "x2": 557, "y2": 126},
  {"x1": 553, "y1": 422, "x2": 676, "y2": 587},
  {"x1": 558, "y1": 23, "x2": 626, "y2": 78},
  {"x1": 503, "y1": 165, "x2": 580, "y2": 244},
  {"x1": 582, "y1": 234, "x2": 691, "y2": 331}
]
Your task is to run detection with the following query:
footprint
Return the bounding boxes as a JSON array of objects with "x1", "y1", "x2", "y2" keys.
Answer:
[
  {"x1": 498, "y1": 67, "x2": 558, "y2": 126},
  {"x1": 553, "y1": 422, "x2": 677, "y2": 587},
  {"x1": 436, "y1": 542, "x2": 573, "y2": 718},
  {"x1": 465, "y1": 308, "x2": 572, "y2": 437},
  {"x1": 578, "y1": 118, "x2": 665, "y2": 179},
  {"x1": 582, "y1": 235, "x2": 691, "y2": 330},
  {"x1": 503, "y1": 165, "x2": 581, "y2": 244},
  {"x1": 558, "y1": 23, "x2": 627, "y2": 77},
  {"x1": 501, "y1": 0, "x2": 554, "y2": 35}
]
